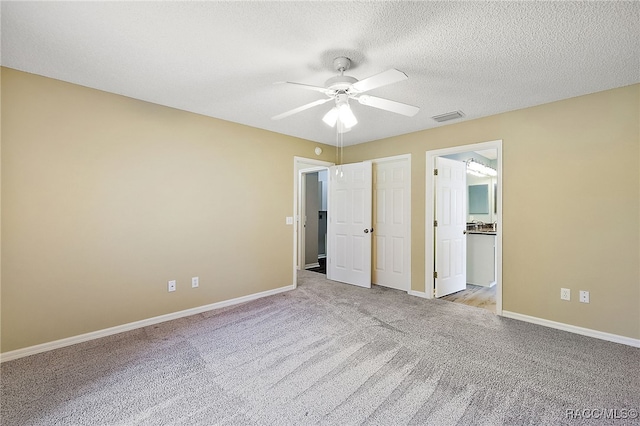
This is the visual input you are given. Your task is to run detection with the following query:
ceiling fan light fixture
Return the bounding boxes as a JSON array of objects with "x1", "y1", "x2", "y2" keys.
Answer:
[
  {"x1": 337, "y1": 103, "x2": 358, "y2": 129},
  {"x1": 322, "y1": 107, "x2": 339, "y2": 127},
  {"x1": 323, "y1": 102, "x2": 357, "y2": 130}
]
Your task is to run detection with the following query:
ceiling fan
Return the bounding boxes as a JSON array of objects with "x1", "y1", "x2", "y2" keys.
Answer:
[{"x1": 272, "y1": 57, "x2": 419, "y2": 133}]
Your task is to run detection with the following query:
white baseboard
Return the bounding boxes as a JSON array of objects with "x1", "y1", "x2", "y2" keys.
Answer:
[
  {"x1": 1, "y1": 284, "x2": 295, "y2": 363},
  {"x1": 502, "y1": 311, "x2": 640, "y2": 348},
  {"x1": 304, "y1": 263, "x2": 320, "y2": 269},
  {"x1": 408, "y1": 289, "x2": 431, "y2": 299}
]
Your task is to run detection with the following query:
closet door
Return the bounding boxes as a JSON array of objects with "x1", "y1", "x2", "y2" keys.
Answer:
[
  {"x1": 372, "y1": 158, "x2": 410, "y2": 291},
  {"x1": 327, "y1": 162, "x2": 372, "y2": 288}
]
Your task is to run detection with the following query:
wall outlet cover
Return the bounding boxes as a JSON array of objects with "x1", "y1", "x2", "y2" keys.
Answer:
[
  {"x1": 192, "y1": 277, "x2": 199, "y2": 288},
  {"x1": 579, "y1": 290, "x2": 590, "y2": 303}
]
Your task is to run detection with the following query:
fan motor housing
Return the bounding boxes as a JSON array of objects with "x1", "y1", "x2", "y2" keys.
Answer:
[{"x1": 325, "y1": 75, "x2": 358, "y2": 91}]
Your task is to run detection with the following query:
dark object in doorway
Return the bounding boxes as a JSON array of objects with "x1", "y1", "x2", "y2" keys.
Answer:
[{"x1": 307, "y1": 257, "x2": 326, "y2": 274}]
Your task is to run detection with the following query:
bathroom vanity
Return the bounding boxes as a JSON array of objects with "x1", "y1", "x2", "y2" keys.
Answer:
[{"x1": 466, "y1": 229, "x2": 496, "y2": 287}]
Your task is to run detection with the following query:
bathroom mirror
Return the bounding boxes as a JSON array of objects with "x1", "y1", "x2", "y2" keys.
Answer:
[{"x1": 469, "y1": 184, "x2": 490, "y2": 214}]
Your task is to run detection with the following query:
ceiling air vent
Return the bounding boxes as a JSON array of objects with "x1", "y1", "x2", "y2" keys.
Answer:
[{"x1": 432, "y1": 110, "x2": 465, "y2": 123}]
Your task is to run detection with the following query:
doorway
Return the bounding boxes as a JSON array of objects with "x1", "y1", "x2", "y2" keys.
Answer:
[
  {"x1": 425, "y1": 140, "x2": 503, "y2": 315},
  {"x1": 303, "y1": 170, "x2": 328, "y2": 274},
  {"x1": 292, "y1": 157, "x2": 333, "y2": 288},
  {"x1": 293, "y1": 156, "x2": 411, "y2": 292}
]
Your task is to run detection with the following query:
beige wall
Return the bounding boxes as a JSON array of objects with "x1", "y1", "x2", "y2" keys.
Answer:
[
  {"x1": 344, "y1": 84, "x2": 640, "y2": 340},
  {"x1": 2, "y1": 67, "x2": 638, "y2": 353},
  {"x1": 1, "y1": 68, "x2": 335, "y2": 352}
]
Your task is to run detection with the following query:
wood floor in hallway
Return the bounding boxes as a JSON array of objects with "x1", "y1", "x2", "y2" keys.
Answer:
[{"x1": 440, "y1": 284, "x2": 496, "y2": 313}]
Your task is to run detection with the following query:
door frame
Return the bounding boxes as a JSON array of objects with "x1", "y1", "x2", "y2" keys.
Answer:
[
  {"x1": 425, "y1": 140, "x2": 503, "y2": 315},
  {"x1": 370, "y1": 154, "x2": 412, "y2": 292},
  {"x1": 293, "y1": 156, "x2": 333, "y2": 288}
]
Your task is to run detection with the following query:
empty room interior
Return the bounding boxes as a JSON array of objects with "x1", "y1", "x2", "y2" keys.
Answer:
[{"x1": 1, "y1": 2, "x2": 639, "y2": 425}]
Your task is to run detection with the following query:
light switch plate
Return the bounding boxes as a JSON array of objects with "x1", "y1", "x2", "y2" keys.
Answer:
[
  {"x1": 286, "y1": 216, "x2": 294, "y2": 225},
  {"x1": 192, "y1": 277, "x2": 199, "y2": 288},
  {"x1": 168, "y1": 280, "x2": 176, "y2": 292},
  {"x1": 560, "y1": 288, "x2": 570, "y2": 301}
]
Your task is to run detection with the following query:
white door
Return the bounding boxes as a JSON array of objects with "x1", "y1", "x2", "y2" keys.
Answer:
[
  {"x1": 372, "y1": 158, "x2": 410, "y2": 290},
  {"x1": 327, "y1": 162, "x2": 373, "y2": 288},
  {"x1": 434, "y1": 157, "x2": 467, "y2": 297}
]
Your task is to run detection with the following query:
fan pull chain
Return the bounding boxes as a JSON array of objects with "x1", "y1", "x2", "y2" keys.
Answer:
[{"x1": 335, "y1": 125, "x2": 339, "y2": 175}]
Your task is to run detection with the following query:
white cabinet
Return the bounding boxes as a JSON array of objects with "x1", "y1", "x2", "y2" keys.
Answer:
[{"x1": 467, "y1": 233, "x2": 496, "y2": 287}]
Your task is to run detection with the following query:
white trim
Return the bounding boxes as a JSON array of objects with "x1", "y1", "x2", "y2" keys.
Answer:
[
  {"x1": 304, "y1": 262, "x2": 320, "y2": 269},
  {"x1": 425, "y1": 140, "x2": 503, "y2": 316},
  {"x1": 293, "y1": 157, "x2": 334, "y2": 288},
  {"x1": 408, "y1": 290, "x2": 430, "y2": 299},
  {"x1": 370, "y1": 154, "x2": 412, "y2": 292},
  {"x1": 1, "y1": 284, "x2": 295, "y2": 363},
  {"x1": 370, "y1": 153, "x2": 412, "y2": 165},
  {"x1": 502, "y1": 311, "x2": 640, "y2": 348}
]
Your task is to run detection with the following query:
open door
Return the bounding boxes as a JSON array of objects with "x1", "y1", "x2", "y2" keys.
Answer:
[
  {"x1": 327, "y1": 162, "x2": 373, "y2": 288},
  {"x1": 434, "y1": 157, "x2": 467, "y2": 297}
]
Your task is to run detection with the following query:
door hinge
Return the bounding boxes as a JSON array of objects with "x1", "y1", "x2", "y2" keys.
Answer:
[
  {"x1": 434, "y1": 220, "x2": 438, "y2": 227},
  {"x1": 433, "y1": 271, "x2": 438, "y2": 279},
  {"x1": 434, "y1": 169, "x2": 438, "y2": 176}
]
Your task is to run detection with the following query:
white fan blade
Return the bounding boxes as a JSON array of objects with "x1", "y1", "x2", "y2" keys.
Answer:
[
  {"x1": 272, "y1": 98, "x2": 332, "y2": 120},
  {"x1": 275, "y1": 81, "x2": 332, "y2": 94},
  {"x1": 351, "y1": 69, "x2": 408, "y2": 93},
  {"x1": 357, "y1": 95, "x2": 419, "y2": 117}
]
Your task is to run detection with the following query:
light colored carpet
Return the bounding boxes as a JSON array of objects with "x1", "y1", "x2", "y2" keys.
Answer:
[{"x1": 2, "y1": 270, "x2": 639, "y2": 425}]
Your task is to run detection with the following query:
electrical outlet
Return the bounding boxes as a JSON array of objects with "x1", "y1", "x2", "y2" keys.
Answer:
[
  {"x1": 560, "y1": 288, "x2": 570, "y2": 301},
  {"x1": 168, "y1": 280, "x2": 176, "y2": 292},
  {"x1": 579, "y1": 290, "x2": 590, "y2": 303},
  {"x1": 192, "y1": 276, "x2": 199, "y2": 288}
]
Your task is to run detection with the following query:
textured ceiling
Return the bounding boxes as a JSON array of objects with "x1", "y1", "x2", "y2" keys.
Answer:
[{"x1": 2, "y1": 1, "x2": 639, "y2": 146}]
